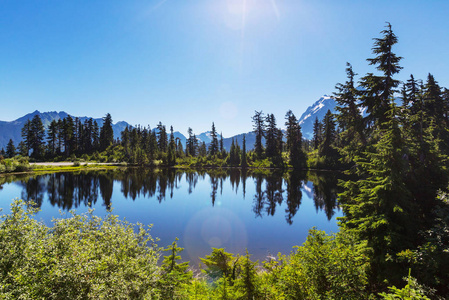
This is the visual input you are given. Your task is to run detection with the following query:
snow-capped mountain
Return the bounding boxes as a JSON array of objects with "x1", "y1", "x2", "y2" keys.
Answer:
[
  {"x1": 298, "y1": 95, "x2": 337, "y2": 139},
  {"x1": 196, "y1": 131, "x2": 223, "y2": 145},
  {"x1": 0, "y1": 94, "x2": 346, "y2": 151}
]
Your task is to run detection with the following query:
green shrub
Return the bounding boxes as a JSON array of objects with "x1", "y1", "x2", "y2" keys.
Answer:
[{"x1": 0, "y1": 200, "x2": 161, "y2": 299}]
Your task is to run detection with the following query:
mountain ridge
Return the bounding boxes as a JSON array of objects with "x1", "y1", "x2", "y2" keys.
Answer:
[{"x1": 0, "y1": 95, "x2": 338, "y2": 151}]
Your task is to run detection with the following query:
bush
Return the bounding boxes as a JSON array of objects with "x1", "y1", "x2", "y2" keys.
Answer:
[{"x1": 0, "y1": 200, "x2": 161, "y2": 299}]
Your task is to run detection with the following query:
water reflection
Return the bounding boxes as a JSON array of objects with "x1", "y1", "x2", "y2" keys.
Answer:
[{"x1": 1, "y1": 169, "x2": 341, "y2": 224}]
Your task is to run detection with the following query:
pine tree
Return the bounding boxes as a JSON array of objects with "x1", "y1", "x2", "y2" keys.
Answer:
[
  {"x1": 252, "y1": 111, "x2": 265, "y2": 159},
  {"x1": 155, "y1": 122, "x2": 167, "y2": 153},
  {"x1": 241, "y1": 134, "x2": 248, "y2": 168},
  {"x1": 159, "y1": 238, "x2": 192, "y2": 299},
  {"x1": 27, "y1": 115, "x2": 45, "y2": 158},
  {"x1": 199, "y1": 141, "x2": 207, "y2": 157},
  {"x1": 265, "y1": 114, "x2": 279, "y2": 159},
  {"x1": 62, "y1": 115, "x2": 75, "y2": 156},
  {"x1": 219, "y1": 132, "x2": 224, "y2": 157},
  {"x1": 21, "y1": 119, "x2": 31, "y2": 156},
  {"x1": 319, "y1": 110, "x2": 337, "y2": 156},
  {"x1": 209, "y1": 122, "x2": 219, "y2": 156},
  {"x1": 359, "y1": 22, "x2": 402, "y2": 133},
  {"x1": 99, "y1": 113, "x2": 114, "y2": 151},
  {"x1": 312, "y1": 117, "x2": 323, "y2": 150},
  {"x1": 167, "y1": 126, "x2": 176, "y2": 166},
  {"x1": 334, "y1": 63, "x2": 366, "y2": 161},
  {"x1": 47, "y1": 120, "x2": 59, "y2": 157},
  {"x1": 285, "y1": 110, "x2": 306, "y2": 169},
  {"x1": 6, "y1": 139, "x2": 16, "y2": 158},
  {"x1": 340, "y1": 107, "x2": 415, "y2": 283}
]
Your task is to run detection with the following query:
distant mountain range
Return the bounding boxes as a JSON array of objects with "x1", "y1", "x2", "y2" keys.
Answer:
[{"x1": 0, "y1": 95, "x2": 338, "y2": 151}]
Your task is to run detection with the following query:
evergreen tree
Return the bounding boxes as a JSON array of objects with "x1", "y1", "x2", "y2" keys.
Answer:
[
  {"x1": 159, "y1": 238, "x2": 192, "y2": 298},
  {"x1": 285, "y1": 110, "x2": 306, "y2": 169},
  {"x1": 27, "y1": 115, "x2": 45, "y2": 158},
  {"x1": 209, "y1": 122, "x2": 219, "y2": 156},
  {"x1": 6, "y1": 139, "x2": 16, "y2": 158},
  {"x1": 359, "y1": 22, "x2": 402, "y2": 133},
  {"x1": 99, "y1": 113, "x2": 114, "y2": 151},
  {"x1": 319, "y1": 110, "x2": 337, "y2": 157},
  {"x1": 334, "y1": 62, "x2": 365, "y2": 160},
  {"x1": 219, "y1": 132, "x2": 224, "y2": 156},
  {"x1": 265, "y1": 114, "x2": 280, "y2": 159},
  {"x1": 17, "y1": 141, "x2": 28, "y2": 157},
  {"x1": 176, "y1": 138, "x2": 184, "y2": 158},
  {"x1": 47, "y1": 120, "x2": 59, "y2": 157},
  {"x1": 252, "y1": 111, "x2": 265, "y2": 159},
  {"x1": 92, "y1": 120, "x2": 100, "y2": 151},
  {"x1": 20, "y1": 119, "x2": 31, "y2": 156},
  {"x1": 241, "y1": 134, "x2": 248, "y2": 168},
  {"x1": 62, "y1": 115, "x2": 75, "y2": 156},
  {"x1": 312, "y1": 117, "x2": 323, "y2": 150},
  {"x1": 198, "y1": 141, "x2": 207, "y2": 157},
  {"x1": 156, "y1": 122, "x2": 168, "y2": 153},
  {"x1": 186, "y1": 128, "x2": 195, "y2": 157},
  {"x1": 340, "y1": 109, "x2": 415, "y2": 283},
  {"x1": 167, "y1": 126, "x2": 176, "y2": 166}
]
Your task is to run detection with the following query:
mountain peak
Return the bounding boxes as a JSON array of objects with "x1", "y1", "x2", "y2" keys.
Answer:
[{"x1": 298, "y1": 95, "x2": 337, "y2": 139}]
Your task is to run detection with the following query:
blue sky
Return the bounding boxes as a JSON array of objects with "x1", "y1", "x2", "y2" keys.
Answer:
[{"x1": 1, "y1": 0, "x2": 448, "y2": 137}]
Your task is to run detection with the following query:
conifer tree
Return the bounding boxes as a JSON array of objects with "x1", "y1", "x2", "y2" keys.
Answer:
[
  {"x1": 252, "y1": 111, "x2": 265, "y2": 159},
  {"x1": 47, "y1": 120, "x2": 59, "y2": 157},
  {"x1": 156, "y1": 122, "x2": 168, "y2": 153},
  {"x1": 17, "y1": 141, "x2": 28, "y2": 157},
  {"x1": 21, "y1": 119, "x2": 31, "y2": 156},
  {"x1": 99, "y1": 113, "x2": 114, "y2": 151},
  {"x1": 27, "y1": 114, "x2": 45, "y2": 158},
  {"x1": 285, "y1": 110, "x2": 306, "y2": 169},
  {"x1": 63, "y1": 115, "x2": 75, "y2": 156},
  {"x1": 167, "y1": 126, "x2": 176, "y2": 166},
  {"x1": 312, "y1": 117, "x2": 322, "y2": 150},
  {"x1": 159, "y1": 238, "x2": 192, "y2": 298},
  {"x1": 359, "y1": 22, "x2": 402, "y2": 133},
  {"x1": 334, "y1": 63, "x2": 365, "y2": 162},
  {"x1": 319, "y1": 110, "x2": 337, "y2": 157},
  {"x1": 219, "y1": 132, "x2": 224, "y2": 156},
  {"x1": 199, "y1": 142, "x2": 207, "y2": 157},
  {"x1": 340, "y1": 108, "x2": 415, "y2": 283},
  {"x1": 92, "y1": 120, "x2": 100, "y2": 151},
  {"x1": 241, "y1": 134, "x2": 248, "y2": 168},
  {"x1": 6, "y1": 139, "x2": 16, "y2": 158},
  {"x1": 209, "y1": 122, "x2": 219, "y2": 156}
]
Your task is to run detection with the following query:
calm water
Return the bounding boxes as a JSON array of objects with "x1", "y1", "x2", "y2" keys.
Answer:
[{"x1": 0, "y1": 168, "x2": 342, "y2": 264}]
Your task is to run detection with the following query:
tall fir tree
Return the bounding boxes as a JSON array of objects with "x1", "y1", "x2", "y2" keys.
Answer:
[
  {"x1": 252, "y1": 111, "x2": 265, "y2": 159},
  {"x1": 359, "y1": 22, "x2": 402, "y2": 135},
  {"x1": 285, "y1": 110, "x2": 306, "y2": 169},
  {"x1": 334, "y1": 63, "x2": 366, "y2": 163},
  {"x1": 6, "y1": 139, "x2": 16, "y2": 158},
  {"x1": 209, "y1": 122, "x2": 219, "y2": 156},
  {"x1": 99, "y1": 113, "x2": 114, "y2": 151},
  {"x1": 312, "y1": 117, "x2": 322, "y2": 150}
]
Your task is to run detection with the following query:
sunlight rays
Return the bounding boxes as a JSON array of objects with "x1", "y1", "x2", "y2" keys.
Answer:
[{"x1": 270, "y1": 0, "x2": 280, "y2": 21}]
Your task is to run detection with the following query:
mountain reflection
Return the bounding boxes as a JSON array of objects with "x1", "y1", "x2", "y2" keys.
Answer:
[{"x1": 5, "y1": 169, "x2": 341, "y2": 225}]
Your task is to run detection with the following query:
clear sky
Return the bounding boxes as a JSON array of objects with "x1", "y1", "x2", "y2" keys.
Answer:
[{"x1": 1, "y1": 0, "x2": 448, "y2": 137}]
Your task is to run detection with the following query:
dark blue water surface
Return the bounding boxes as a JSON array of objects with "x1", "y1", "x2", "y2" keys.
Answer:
[{"x1": 0, "y1": 168, "x2": 342, "y2": 264}]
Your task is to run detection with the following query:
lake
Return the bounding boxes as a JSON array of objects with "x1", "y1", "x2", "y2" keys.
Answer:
[{"x1": 0, "y1": 168, "x2": 342, "y2": 265}]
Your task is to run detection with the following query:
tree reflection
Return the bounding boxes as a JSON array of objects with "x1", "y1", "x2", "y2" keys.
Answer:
[
  {"x1": 4, "y1": 169, "x2": 341, "y2": 225},
  {"x1": 284, "y1": 171, "x2": 306, "y2": 225},
  {"x1": 308, "y1": 172, "x2": 341, "y2": 220}
]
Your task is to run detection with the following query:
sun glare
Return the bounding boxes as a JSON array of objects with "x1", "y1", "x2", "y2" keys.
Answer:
[{"x1": 223, "y1": 0, "x2": 280, "y2": 31}]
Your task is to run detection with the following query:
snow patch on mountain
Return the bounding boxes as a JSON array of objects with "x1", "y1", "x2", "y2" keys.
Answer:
[{"x1": 298, "y1": 95, "x2": 337, "y2": 139}]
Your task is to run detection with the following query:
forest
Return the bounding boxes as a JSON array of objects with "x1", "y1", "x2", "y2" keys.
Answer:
[{"x1": 1, "y1": 23, "x2": 449, "y2": 298}]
